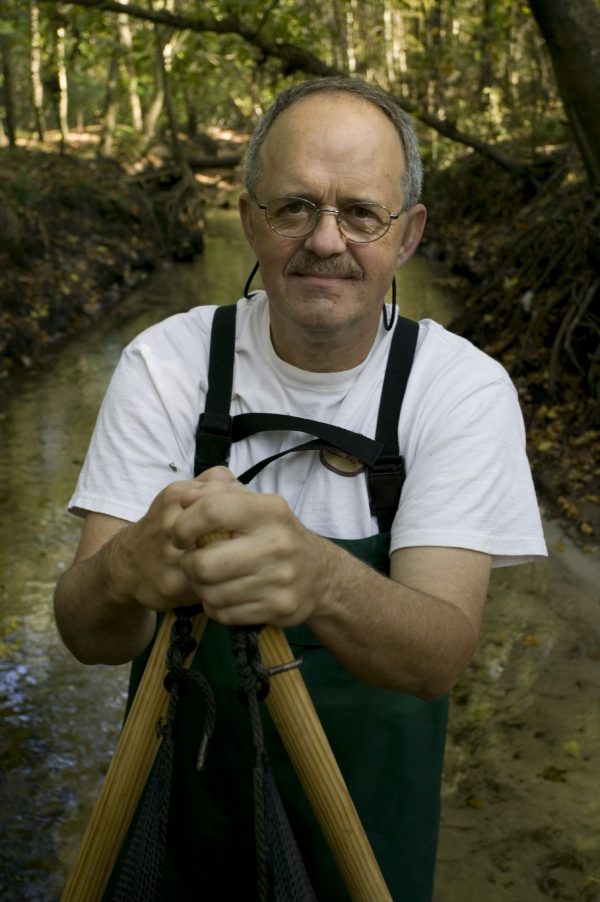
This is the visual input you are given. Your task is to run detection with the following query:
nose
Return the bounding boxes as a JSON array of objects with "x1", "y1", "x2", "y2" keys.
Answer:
[{"x1": 303, "y1": 209, "x2": 347, "y2": 257}]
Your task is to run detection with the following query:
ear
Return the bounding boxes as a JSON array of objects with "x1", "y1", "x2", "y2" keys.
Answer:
[
  {"x1": 395, "y1": 204, "x2": 427, "y2": 268},
  {"x1": 239, "y1": 192, "x2": 258, "y2": 251}
]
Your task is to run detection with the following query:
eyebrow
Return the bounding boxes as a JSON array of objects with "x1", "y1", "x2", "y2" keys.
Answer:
[{"x1": 280, "y1": 191, "x2": 386, "y2": 207}]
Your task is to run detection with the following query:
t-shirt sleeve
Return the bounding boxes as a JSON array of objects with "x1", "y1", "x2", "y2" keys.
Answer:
[
  {"x1": 69, "y1": 314, "x2": 210, "y2": 521},
  {"x1": 390, "y1": 376, "x2": 547, "y2": 567}
]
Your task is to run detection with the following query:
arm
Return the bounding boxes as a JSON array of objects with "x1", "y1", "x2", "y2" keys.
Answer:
[
  {"x1": 172, "y1": 472, "x2": 491, "y2": 698},
  {"x1": 306, "y1": 542, "x2": 489, "y2": 698},
  {"x1": 54, "y1": 513, "x2": 157, "y2": 665},
  {"x1": 53, "y1": 471, "x2": 237, "y2": 665}
]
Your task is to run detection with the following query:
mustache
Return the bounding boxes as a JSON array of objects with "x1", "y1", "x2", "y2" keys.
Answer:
[{"x1": 284, "y1": 253, "x2": 364, "y2": 279}]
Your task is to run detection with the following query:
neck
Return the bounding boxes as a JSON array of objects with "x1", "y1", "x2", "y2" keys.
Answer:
[{"x1": 268, "y1": 310, "x2": 381, "y2": 372}]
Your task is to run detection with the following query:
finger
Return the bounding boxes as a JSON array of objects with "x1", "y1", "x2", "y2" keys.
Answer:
[
  {"x1": 183, "y1": 548, "x2": 301, "y2": 625},
  {"x1": 178, "y1": 533, "x2": 254, "y2": 585},
  {"x1": 172, "y1": 487, "x2": 256, "y2": 548},
  {"x1": 200, "y1": 588, "x2": 302, "y2": 628},
  {"x1": 179, "y1": 476, "x2": 250, "y2": 512},
  {"x1": 202, "y1": 600, "x2": 267, "y2": 627},
  {"x1": 193, "y1": 466, "x2": 237, "y2": 486}
]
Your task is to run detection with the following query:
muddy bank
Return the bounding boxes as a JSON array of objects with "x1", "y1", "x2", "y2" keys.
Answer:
[
  {"x1": 421, "y1": 156, "x2": 600, "y2": 551},
  {"x1": 0, "y1": 148, "x2": 206, "y2": 382},
  {"x1": 436, "y1": 521, "x2": 600, "y2": 902}
]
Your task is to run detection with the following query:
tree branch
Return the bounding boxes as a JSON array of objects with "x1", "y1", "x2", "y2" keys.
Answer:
[{"x1": 37, "y1": 0, "x2": 543, "y2": 178}]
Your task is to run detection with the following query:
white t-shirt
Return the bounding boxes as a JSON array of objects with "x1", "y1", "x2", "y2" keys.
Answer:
[{"x1": 70, "y1": 292, "x2": 547, "y2": 567}]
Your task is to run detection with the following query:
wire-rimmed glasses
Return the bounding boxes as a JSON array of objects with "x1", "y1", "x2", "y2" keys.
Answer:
[{"x1": 256, "y1": 195, "x2": 402, "y2": 243}]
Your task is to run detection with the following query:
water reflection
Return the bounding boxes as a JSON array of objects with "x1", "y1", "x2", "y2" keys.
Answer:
[{"x1": 0, "y1": 208, "x2": 454, "y2": 899}]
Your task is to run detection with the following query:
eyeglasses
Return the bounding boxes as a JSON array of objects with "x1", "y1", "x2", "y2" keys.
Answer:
[{"x1": 256, "y1": 195, "x2": 402, "y2": 244}]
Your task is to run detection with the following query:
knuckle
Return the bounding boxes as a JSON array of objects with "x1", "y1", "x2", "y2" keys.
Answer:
[
  {"x1": 162, "y1": 481, "x2": 184, "y2": 504},
  {"x1": 278, "y1": 591, "x2": 297, "y2": 617},
  {"x1": 155, "y1": 570, "x2": 182, "y2": 600},
  {"x1": 265, "y1": 493, "x2": 292, "y2": 522},
  {"x1": 190, "y1": 552, "x2": 212, "y2": 584},
  {"x1": 201, "y1": 493, "x2": 224, "y2": 528}
]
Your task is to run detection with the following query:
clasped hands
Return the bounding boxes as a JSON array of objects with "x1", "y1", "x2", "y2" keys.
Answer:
[{"x1": 117, "y1": 466, "x2": 331, "y2": 628}]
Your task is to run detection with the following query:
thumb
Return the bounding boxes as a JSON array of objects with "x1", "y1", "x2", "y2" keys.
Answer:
[
  {"x1": 193, "y1": 465, "x2": 237, "y2": 485},
  {"x1": 180, "y1": 467, "x2": 244, "y2": 509}
]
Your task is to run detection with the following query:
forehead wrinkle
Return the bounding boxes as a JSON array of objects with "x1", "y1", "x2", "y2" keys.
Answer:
[
  {"x1": 264, "y1": 158, "x2": 400, "y2": 210},
  {"x1": 257, "y1": 94, "x2": 405, "y2": 208}
]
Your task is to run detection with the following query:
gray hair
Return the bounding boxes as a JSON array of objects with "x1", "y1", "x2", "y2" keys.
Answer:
[{"x1": 243, "y1": 76, "x2": 423, "y2": 208}]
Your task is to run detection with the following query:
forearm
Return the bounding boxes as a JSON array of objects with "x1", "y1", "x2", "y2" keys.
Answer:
[
  {"x1": 54, "y1": 532, "x2": 156, "y2": 666},
  {"x1": 167, "y1": 476, "x2": 489, "y2": 696},
  {"x1": 307, "y1": 540, "x2": 484, "y2": 698}
]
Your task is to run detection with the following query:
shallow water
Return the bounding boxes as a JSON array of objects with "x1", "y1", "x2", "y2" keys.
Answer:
[{"x1": 0, "y1": 208, "x2": 456, "y2": 900}]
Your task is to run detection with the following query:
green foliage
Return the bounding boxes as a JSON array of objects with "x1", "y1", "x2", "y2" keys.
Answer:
[{"x1": 0, "y1": 0, "x2": 571, "y2": 166}]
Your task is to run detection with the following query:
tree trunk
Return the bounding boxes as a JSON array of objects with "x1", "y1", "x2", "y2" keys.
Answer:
[
  {"x1": 529, "y1": 0, "x2": 600, "y2": 189},
  {"x1": 54, "y1": 10, "x2": 69, "y2": 145},
  {"x1": 0, "y1": 34, "x2": 17, "y2": 148},
  {"x1": 30, "y1": 1, "x2": 46, "y2": 141},
  {"x1": 330, "y1": 0, "x2": 349, "y2": 71},
  {"x1": 117, "y1": 0, "x2": 143, "y2": 132},
  {"x1": 98, "y1": 49, "x2": 121, "y2": 157},
  {"x1": 478, "y1": 0, "x2": 494, "y2": 100},
  {"x1": 143, "y1": 27, "x2": 168, "y2": 145},
  {"x1": 157, "y1": 22, "x2": 183, "y2": 166}
]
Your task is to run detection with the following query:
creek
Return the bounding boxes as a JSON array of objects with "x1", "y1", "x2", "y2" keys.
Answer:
[{"x1": 0, "y1": 207, "x2": 457, "y2": 900}]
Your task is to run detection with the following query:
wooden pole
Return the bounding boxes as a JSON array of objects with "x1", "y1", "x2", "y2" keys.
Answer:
[
  {"x1": 260, "y1": 626, "x2": 392, "y2": 902},
  {"x1": 61, "y1": 610, "x2": 207, "y2": 902}
]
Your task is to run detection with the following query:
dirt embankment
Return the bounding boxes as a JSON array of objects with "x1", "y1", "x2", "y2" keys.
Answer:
[
  {"x1": 421, "y1": 155, "x2": 599, "y2": 551},
  {"x1": 0, "y1": 148, "x2": 209, "y2": 382}
]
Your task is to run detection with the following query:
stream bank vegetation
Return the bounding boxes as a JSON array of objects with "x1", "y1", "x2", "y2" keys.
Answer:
[{"x1": 1, "y1": 0, "x2": 598, "y2": 547}]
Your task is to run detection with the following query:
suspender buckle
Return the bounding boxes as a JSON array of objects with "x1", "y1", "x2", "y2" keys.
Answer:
[
  {"x1": 367, "y1": 455, "x2": 406, "y2": 534},
  {"x1": 194, "y1": 412, "x2": 233, "y2": 473}
]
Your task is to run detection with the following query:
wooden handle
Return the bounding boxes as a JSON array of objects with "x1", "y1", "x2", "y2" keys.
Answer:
[
  {"x1": 260, "y1": 626, "x2": 392, "y2": 902},
  {"x1": 61, "y1": 609, "x2": 207, "y2": 902}
]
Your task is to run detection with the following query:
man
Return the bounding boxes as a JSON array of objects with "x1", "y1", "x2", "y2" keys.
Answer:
[{"x1": 55, "y1": 77, "x2": 546, "y2": 900}]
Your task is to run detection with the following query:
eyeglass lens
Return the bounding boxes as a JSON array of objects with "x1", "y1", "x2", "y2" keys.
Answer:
[{"x1": 265, "y1": 197, "x2": 391, "y2": 242}]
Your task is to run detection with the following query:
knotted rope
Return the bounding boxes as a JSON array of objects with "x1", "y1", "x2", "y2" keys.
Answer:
[
  {"x1": 110, "y1": 606, "x2": 215, "y2": 902},
  {"x1": 230, "y1": 625, "x2": 318, "y2": 902}
]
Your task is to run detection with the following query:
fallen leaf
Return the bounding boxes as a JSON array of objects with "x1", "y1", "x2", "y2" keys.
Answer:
[
  {"x1": 537, "y1": 440, "x2": 554, "y2": 452},
  {"x1": 563, "y1": 740, "x2": 581, "y2": 758}
]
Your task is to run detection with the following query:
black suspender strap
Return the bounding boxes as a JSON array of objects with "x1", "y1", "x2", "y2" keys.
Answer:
[
  {"x1": 194, "y1": 303, "x2": 420, "y2": 533},
  {"x1": 233, "y1": 414, "x2": 383, "y2": 467},
  {"x1": 194, "y1": 304, "x2": 237, "y2": 476},
  {"x1": 367, "y1": 316, "x2": 419, "y2": 532}
]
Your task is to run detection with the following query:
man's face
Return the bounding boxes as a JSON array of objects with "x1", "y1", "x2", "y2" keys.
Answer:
[{"x1": 239, "y1": 92, "x2": 426, "y2": 369}]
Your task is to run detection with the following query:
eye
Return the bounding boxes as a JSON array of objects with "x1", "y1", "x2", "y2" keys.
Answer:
[
  {"x1": 346, "y1": 204, "x2": 375, "y2": 221},
  {"x1": 344, "y1": 203, "x2": 385, "y2": 225},
  {"x1": 271, "y1": 198, "x2": 312, "y2": 217}
]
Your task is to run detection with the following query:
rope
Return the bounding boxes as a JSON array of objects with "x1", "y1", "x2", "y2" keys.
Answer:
[
  {"x1": 110, "y1": 608, "x2": 215, "y2": 901},
  {"x1": 230, "y1": 626, "x2": 270, "y2": 902},
  {"x1": 229, "y1": 626, "x2": 318, "y2": 902}
]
